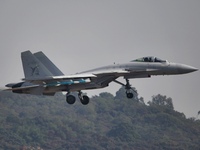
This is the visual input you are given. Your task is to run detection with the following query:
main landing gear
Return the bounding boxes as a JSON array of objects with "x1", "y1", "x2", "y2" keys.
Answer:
[
  {"x1": 114, "y1": 79, "x2": 136, "y2": 99},
  {"x1": 66, "y1": 91, "x2": 90, "y2": 105}
]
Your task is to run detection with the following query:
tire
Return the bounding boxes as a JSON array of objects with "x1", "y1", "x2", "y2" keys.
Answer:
[
  {"x1": 66, "y1": 95, "x2": 76, "y2": 104},
  {"x1": 80, "y1": 95, "x2": 90, "y2": 105},
  {"x1": 126, "y1": 92, "x2": 134, "y2": 99}
]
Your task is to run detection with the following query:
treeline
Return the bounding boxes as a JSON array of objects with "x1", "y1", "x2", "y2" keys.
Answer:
[{"x1": 0, "y1": 87, "x2": 200, "y2": 150}]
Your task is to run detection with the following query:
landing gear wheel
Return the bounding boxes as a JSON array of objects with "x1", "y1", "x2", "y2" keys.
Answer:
[
  {"x1": 80, "y1": 95, "x2": 90, "y2": 105},
  {"x1": 66, "y1": 95, "x2": 76, "y2": 104},
  {"x1": 126, "y1": 92, "x2": 134, "y2": 99}
]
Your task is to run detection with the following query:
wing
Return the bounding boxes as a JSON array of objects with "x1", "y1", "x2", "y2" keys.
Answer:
[
  {"x1": 22, "y1": 73, "x2": 96, "y2": 83},
  {"x1": 92, "y1": 68, "x2": 156, "y2": 79},
  {"x1": 88, "y1": 68, "x2": 153, "y2": 79},
  {"x1": 5, "y1": 76, "x2": 93, "y2": 96}
]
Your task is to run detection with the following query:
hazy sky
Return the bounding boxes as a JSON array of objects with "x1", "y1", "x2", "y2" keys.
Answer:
[{"x1": 0, "y1": 0, "x2": 199, "y2": 117}]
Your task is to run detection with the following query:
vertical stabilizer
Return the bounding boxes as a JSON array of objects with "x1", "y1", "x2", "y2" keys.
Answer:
[
  {"x1": 21, "y1": 51, "x2": 53, "y2": 79},
  {"x1": 34, "y1": 51, "x2": 64, "y2": 76}
]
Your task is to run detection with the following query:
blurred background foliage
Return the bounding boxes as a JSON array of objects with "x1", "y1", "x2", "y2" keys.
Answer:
[{"x1": 0, "y1": 87, "x2": 200, "y2": 150}]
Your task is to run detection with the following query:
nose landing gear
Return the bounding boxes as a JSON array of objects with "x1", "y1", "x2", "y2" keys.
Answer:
[
  {"x1": 114, "y1": 78, "x2": 137, "y2": 99},
  {"x1": 125, "y1": 79, "x2": 135, "y2": 99}
]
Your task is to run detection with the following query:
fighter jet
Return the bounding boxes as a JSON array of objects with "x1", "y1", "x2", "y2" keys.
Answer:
[{"x1": 5, "y1": 51, "x2": 198, "y2": 105}]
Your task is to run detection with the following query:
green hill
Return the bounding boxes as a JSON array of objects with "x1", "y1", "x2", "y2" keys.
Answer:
[{"x1": 0, "y1": 88, "x2": 200, "y2": 150}]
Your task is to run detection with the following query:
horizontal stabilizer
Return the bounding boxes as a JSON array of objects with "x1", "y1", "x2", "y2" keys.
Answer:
[{"x1": 5, "y1": 84, "x2": 40, "y2": 91}]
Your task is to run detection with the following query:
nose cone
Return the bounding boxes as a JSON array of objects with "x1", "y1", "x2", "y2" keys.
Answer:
[{"x1": 178, "y1": 64, "x2": 198, "y2": 74}]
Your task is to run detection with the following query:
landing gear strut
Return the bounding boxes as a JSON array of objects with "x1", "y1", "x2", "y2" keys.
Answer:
[{"x1": 114, "y1": 78, "x2": 136, "y2": 99}]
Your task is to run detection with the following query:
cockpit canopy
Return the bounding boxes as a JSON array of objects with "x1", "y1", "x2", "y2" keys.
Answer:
[{"x1": 131, "y1": 57, "x2": 167, "y2": 63}]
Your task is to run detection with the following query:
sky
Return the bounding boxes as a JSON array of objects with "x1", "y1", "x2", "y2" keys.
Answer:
[{"x1": 0, "y1": 0, "x2": 199, "y2": 118}]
